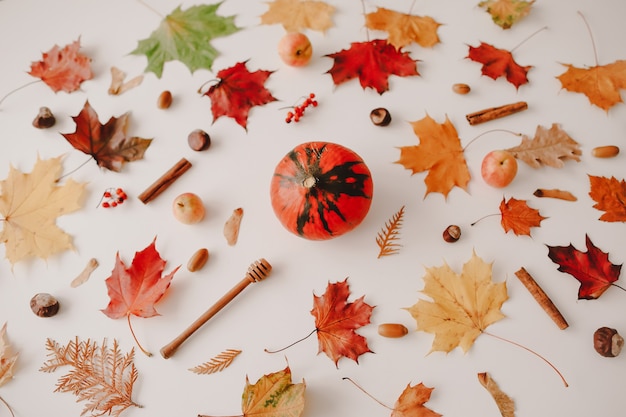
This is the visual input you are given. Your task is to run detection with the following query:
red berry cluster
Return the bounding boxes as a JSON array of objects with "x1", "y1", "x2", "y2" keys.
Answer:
[
  {"x1": 285, "y1": 93, "x2": 318, "y2": 123},
  {"x1": 98, "y1": 187, "x2": 128, "y2": 208}
]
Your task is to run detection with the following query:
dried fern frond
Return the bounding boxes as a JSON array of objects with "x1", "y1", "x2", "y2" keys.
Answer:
[
  {"x1": 189, "y1": 349, "x2": 242, "y2": 375},
  {"x1": 40, "y1": 337, "x2": 141, "y2": 417},
  {"x1": 376, "y1": 205, "x2": 405, "y2": 258}
]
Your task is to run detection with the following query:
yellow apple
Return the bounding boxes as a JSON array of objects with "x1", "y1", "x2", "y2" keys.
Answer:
[
  {"x1": 278, "y1": 32, "x2": 312, "y2": 67},
  {"x1": 172, "y1": 193, "x2": 205, "y2": 224},
  {"x1": 481, "y1": 150, "x2": 518, "y2": 188}
]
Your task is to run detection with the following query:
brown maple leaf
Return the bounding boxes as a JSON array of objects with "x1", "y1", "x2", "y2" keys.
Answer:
[
  {"x1": 40, "y1": 337, "x2": 140, "y2": 417},
  {"x1": 467, "y1": 42, "x2": 531, "y2": 89},
  {"x1": 500, "y1": 197, "x2": 546, "y2": 236},
  {"x1": 102, "y1": 238, "x2": 179, "y2": 356},
  {"x1": 365, "y1": 8, "x2": 442, "y2": 49},
  {"x1": 547, "y1": 234, "x2": 623, "y2": 300},
  {"x1": 557, "y1": 60, "x2": 626, "y2": 111},
  {"x1": 396, "y1": 114, "x2": 470, "y2": 198},
  {"x1": 203, "y1": 61, "x2": 277, "y2": 130},
  {"x1": 28, "y1": 38, "x2": 93, "y2": 93},
  {"x1": 325, "y1": 39, "x2": 419, "y2": 94},
  {"x1": 478, "y1": 0, "x2": 535, "y2": 29},
  {"x1": 588, "y1": 175, "x2": 626, "y2": 222},
  {"x1": 505, "y1": 123, "x2": 581, "y2": 168},
  {"x1": 62, "y1": 101, "x2": 153, "y2": 172},
  {"x1": 260, "y1": 0, "x2": 335, "y2": 32},
  {"x1": 0, "y1": 156, "x2": 86, "y2": 266}
]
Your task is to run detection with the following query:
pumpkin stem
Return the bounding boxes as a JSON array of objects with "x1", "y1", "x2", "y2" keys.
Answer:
[{"x1": 302, "y1": 175, "x2": 317, "y2": 188}]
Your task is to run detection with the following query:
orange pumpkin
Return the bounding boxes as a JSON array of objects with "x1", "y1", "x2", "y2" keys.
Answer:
[{"x1": 270, "y1": 141, "x2": 373, "y2": 240}]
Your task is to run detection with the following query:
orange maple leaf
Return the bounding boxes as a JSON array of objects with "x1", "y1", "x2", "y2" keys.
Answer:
[
  {"x1": 588, "y1": 175, "x2": 626, "y2": 222},
  {"x1": 260, "y1": 0, "x2": 335, "y2": 32},
  {"x1": 396, "y1": 115, "x2": 470, "y2": 198},
  {"x1": 365, "y1": 7, "x2": 442, "y2": 49},
  {"x1": 467, "y1": 42, "x2": 531, "y2": 89},
  {"x1": 28, "y1": 39, "x2": 93, "y2": 93},
  {"x1": 557, "y1": 60, "x2": 626, "y2": 111},
  {"x1": 392, "y1": 383, "x2": 442, "y2": 417},
  {"x1": 311, "y1": 279, "x2": 374, "y2": 367},
  {"x1": 500, "y1": 197, "x2": 546, "y2": 236}
]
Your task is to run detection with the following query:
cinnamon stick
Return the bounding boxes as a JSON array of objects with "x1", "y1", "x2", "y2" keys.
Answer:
[
  {"x1": 514, "y1": 267, "x2": 569, "y2": 330},
  {"x1": 466, "y1": 101, "x2": 528, "y2": 125},
  {"x1": 138, "y1": 158, "x2": 192, "y2": 204}
]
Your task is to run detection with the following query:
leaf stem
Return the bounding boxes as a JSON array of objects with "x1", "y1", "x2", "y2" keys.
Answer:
[
  {"x1": 343, "y1": 377, "x2": 393, "y2": 410},
  {"x1": 55, "y1": 156, "x2": 94, "y2": 183},
  {"x1": 510, "y1": 26, "x2": 548, "y2": 53},
  {"x1": 611, "y1": 283, "x2": 626, "y2": 293},
  {"x1": 577, "y1": 11, "x2": 598, "y2": 66},
  {"x1": 197, "y1": 79, "x2": 220, "y2": 95},
  {"x1": 360, "y1": 0, "x2": 370, "y2": 41},
  {"x1": 408, "y1": 0, "x2": 417, "y2": 15},
  {"x1": 483, "y1": 331, "x2": 568, "y2": 387},
  {"x1": 135, "y1": 0, "x2": 164, "y2": 18},
  {"x1": 127, "y1": 314, "x2": 152, "y2": 357},
  {"x1": 470, "y1": 213, "x2": 500, "y2": 226},
  {"x1": 264, "y1": 328, "x2": 317, "y2": 354},
  {"x1": 0, "y1": 395, "x2": 15, "y2": 417},
  {"x1": 0, "y1": 80, "x2": 42, "y2": 108},
  {"x1": 463, "y1": 129, "x2": 522, "y2": 151},
  {"x1": 198, "y1": 415, "x2": 243, "y2": 417}
]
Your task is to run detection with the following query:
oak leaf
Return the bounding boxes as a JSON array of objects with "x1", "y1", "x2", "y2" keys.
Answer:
[
  {"x1": 406, "y1": 251, "x2": 507, "y2": 353},
  {"x1": 392, "y1": 383, "x2": 442, "y2": 417},
  {"x1": 556, "y1": 60, "x2": 626, "y2": 111},
  {"x1": 467, "y1": 42, "x2": 531, "y2": 89},
  {"x1": 505, "y1": 123, "x2": 581, "y2": 168},
  {"x1": 260, "y1": 0, "x2": 335, "y2": 32},
  {"x1": 0, "y1": 156, "x2": 86, "y2": 266},
  {"x1": 62, "y1": 101, "x2": 153, "y2": 172},
  {"x1": 365, "y1": 8, "x2": 442, "y2": 49},
  {"x1": 131, "y1": 3, "x2": 240, "y2": 78},
  {"x1": 311, "y1": 279, "x2": 374, "y2": 366},
  {"x1": 396, "y1": 115, "x2": 470, "y2": 198},
  {"x1": 376, "y1": 206, "x2": 405, "y2": 258},
  {"x1": 499, "y1": 197, "x2": 546, "y2": 236},
  {"x1": 40, "y1": 337, "x2": 140, "y2": 417},
  {"x1": 202, "y1": 61, "x2": 277, "y2": 130},
  {"x1": 102, "y1": 238, "x2": 179, "y2": 355},
  {"x1": 0, "y1": 323, "x2": 18, "y2": 387},
  {"x1": 325, "y1": 39, "x2": 419, "y2": 94},
  {"x1": 478, "y1": 0, "x2": 535, "y2": 29},
  {"x1": 28, "y1": 38, "x2": 93, "y2": 93},
  {"x1": 199, "y1": 366, "x2": 305, "y2": 417},
  {"x1": 588, "y1": 175, "x2": 626, "y2": 222},
  {"x1": 547, "y1": 234, "x2": 623, "y2": 300}
]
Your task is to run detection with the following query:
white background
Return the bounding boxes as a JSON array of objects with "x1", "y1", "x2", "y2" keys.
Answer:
[{"x1": 0, "y1": 0, "x2": 625, "y2": 416}]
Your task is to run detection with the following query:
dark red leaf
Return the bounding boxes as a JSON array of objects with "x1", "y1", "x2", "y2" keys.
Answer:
[
  {"x1": 467, "y1": 42, "x2": 531, "y2": 89},
  {"x1": 547, "y1": 234, "x2": 622, "y2": 299}
]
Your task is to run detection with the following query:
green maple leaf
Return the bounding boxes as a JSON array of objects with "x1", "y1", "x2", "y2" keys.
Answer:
[{"x1": 131, "y1": 3, "x2": 240, "y2": 78}]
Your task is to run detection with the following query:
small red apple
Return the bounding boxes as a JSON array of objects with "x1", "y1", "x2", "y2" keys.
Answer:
[
  {"x1": 278, "y1": 32, "x2": 312, "y2": 67},
  {"x1": 481, "y1": 150, "x2": 518, "y2": 188},
  {"x1": 172, "y1": 193, "x2": 205, "y2": 224}
]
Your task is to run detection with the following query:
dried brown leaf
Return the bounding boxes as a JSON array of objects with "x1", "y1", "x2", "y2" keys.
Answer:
[
  {"x1": 0, "y1": 323, "x2": 18, "y2": 387},
  {"x1": 224, "y1": 207, "x2": 244, "y2": 245},
  {"x1": 478, "y1": 372, "x2": 515, "y2": 417},
  {"x1": 505, "y1": 123, "x2": 581, "y2": 168},
  {"x1": 376, "y1": 206, "x2": 405, "y2": 258},
  {"x1": 189, "y1": 349, "x2": 242, "y2": 375},
  {"x1": 108, "y1": 67, "x2": 144, "y2": 95}
]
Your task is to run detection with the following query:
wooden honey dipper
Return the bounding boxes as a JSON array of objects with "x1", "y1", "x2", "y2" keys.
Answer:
[{"x1": 160, "y1": 258, "x2": 272, "y2": 359}]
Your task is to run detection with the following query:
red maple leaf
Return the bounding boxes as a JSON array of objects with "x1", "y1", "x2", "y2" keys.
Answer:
[
  {"x1": 203, "y1": 61, "x2": 277, "y2": 130},
  {"x1": 325, "y1": 39, "x2": 419, "y2": 94},
  {"x1": 102, "y1": 238, "x2": 180, "y2": 355},
  {"x1": 311, "y1": 278, "x2": 374, "y2": 367},
  {"x1": 467, "y1": 42, "x2": 531, "y2": 89},
  {"x1": 499, "y1": 197, "x2": 546, "y2": 236},
  {"x1": 28, "y1": 38, "x2": 93, "y2": 93},
  {"x1": 547, "y1": 234, "x2": 623, "y2": 300},
  {"x1": 62, "y1": 100, "x2": 153, "y2": 172}
]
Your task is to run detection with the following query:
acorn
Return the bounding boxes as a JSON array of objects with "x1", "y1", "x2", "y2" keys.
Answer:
[
  {"x1": 30, "y1": 293, "x2": 59, "y2": 317},
  {"x1": 187, "y1": 129, "x2": 211, "y2": 151},
  {"x1": 443, "y1": 225, "x2": 461, "y2": 243},
  {"x1": 593, "y1": 327, "x2": 624, "y2": 357},
  {"x1": 370, "y1": 108, "x2": 391, "y2": 126},
  {"x1": 32, "y1": 106, "x2": 56, "y2": 128}
]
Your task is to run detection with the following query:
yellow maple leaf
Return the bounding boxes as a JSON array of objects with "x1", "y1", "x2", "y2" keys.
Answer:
[
  {"x1": 0, "y1": 323, "x2": 18, "y2": 387},
  {"x1": 405, "y1": 251, "x2": 508, "y2": 353},
  {"x1": 365, "y1": 7, "x2": 442, "y2": 49},
  {"x1": 0, "y1": 156, "x2": 86, "y2": 265},
  {"x1": 396, "y1": 115, "x2": 470, "y2": 198},
  {"x1": 260, "y1": 0, "x2": 335, "y2": 33},
  {"x1": 557, "y1": 60, "x2": 626, "y2": 111},
  {"x1": 478, "y1": 0, "x2": 535, "y2": 29}
]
